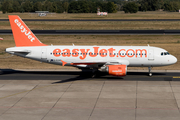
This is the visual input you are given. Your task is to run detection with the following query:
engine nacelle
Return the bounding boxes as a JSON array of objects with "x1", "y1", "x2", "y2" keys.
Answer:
[{"x1": 101, "y1": 65, "x2": 127, "y2": 76}]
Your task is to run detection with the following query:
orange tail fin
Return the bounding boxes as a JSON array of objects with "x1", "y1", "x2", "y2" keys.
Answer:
[{"x1": 8, "y1": 15, "x2": 47, "y2": 47}]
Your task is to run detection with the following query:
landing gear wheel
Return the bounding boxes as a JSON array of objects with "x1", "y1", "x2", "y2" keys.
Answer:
[
  {"x1": 149, "y1": 73, "x2": 152, "y2": 77},
  {"x1": 92, "y1": 74, "x2": 96, "y2": 78}
]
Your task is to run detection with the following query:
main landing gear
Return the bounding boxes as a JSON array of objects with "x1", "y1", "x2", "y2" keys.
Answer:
[
  {"x1": 91, "y1": 69, "x2": 98, "y2": 78},
  {"x1": 148, "y1": 67, "x2": 152, "y2": 77}
]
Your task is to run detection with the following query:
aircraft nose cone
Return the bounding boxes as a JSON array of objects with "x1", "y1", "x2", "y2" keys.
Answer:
[{"x1": 171, "y1": 56, "x2": 177, "y2": 64}]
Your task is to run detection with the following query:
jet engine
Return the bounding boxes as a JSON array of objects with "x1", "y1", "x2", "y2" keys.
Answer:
[{"x1": 101, "y1": 65, "x2": 127, "y2": 76}]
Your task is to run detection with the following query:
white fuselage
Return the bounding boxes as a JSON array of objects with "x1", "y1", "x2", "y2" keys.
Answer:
[{"x1": 6, "y1": 45, "x2": 177, "y2": 68}]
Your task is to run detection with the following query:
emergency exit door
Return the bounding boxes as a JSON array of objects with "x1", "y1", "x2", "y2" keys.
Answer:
[
  {"x1": 41, "y1": 48, "x2": 47, "y2": 59},
  {"x1": 148, "y1": 49, "x2": 154, "y2": 60}
]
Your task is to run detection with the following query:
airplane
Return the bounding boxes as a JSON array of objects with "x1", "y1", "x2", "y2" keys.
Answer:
[
  {"x1": 97, "y1": 11, "x2": 107, "y2": 16},
  {"x1": 6, "y1": 15, "x2": 177, "y2": 77},
  {"x1": 97, "y1": 8, "x2": 107, "y2": 16}
]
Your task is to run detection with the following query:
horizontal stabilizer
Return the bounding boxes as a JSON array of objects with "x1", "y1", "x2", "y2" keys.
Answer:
[{"x1": 6, "y1": 48, "x2": 30, "y2": 53}]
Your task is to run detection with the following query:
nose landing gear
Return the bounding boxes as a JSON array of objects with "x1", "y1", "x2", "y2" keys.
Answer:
[{"x1": 148, "y1": 67, "x2": 152, "y2": 77}]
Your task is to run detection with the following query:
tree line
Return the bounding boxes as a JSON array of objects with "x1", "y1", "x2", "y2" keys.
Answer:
[
  {"x1": 1, "y1": 0, "x2": 180, "y2": 14},
  {"x1": 123, "y1": 0, "x2": 180, "y2": 13},
  {"x1": 0, "y1": 0, "x2": 69, "y2": 13},
  {"x1": 0, "y1": 0, "x2": 117, "y2": 14}
]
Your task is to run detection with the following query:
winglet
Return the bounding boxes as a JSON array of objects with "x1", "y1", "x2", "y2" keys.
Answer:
[
  {"x1": 8, "y1": 15, "x2": 47, "y2": 47},
  {"x1": 61, "y1": 60, "x2": 67, "y2": 66}
]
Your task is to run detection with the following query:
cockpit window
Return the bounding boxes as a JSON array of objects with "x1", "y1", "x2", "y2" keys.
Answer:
[{"x1": 161, "y1": 52, "x2": 170, "y2": 56}]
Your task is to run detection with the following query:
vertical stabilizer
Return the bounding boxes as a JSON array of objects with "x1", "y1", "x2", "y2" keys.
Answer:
[{"x1": 8, "y1": 15, "x2": 47, "y2": 47}]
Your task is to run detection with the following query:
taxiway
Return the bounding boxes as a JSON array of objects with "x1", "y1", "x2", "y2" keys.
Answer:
[{"x1": 0, "y1": 69, "x2": 180, "y2": 120}]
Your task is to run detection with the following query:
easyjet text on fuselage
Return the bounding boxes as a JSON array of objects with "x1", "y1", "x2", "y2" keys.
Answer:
[{"x1": 52, "y1": 47, "x2": 147, "y2": 60}]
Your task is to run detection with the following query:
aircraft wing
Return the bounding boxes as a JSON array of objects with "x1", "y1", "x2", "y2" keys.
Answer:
[
  {"x1": 70, "y1": 61, "x2": 105, "y2": 68},
  {"x1": 71, "y1": 61, "x2": 106, "y2": 65},
  {"x1": 69, "y1": 59, "x2": 129, "y2": 68}
]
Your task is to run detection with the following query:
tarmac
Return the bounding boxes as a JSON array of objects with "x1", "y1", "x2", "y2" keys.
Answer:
[{"x1": 0, "y1": 69, "x2": 180, "y2": 120}]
